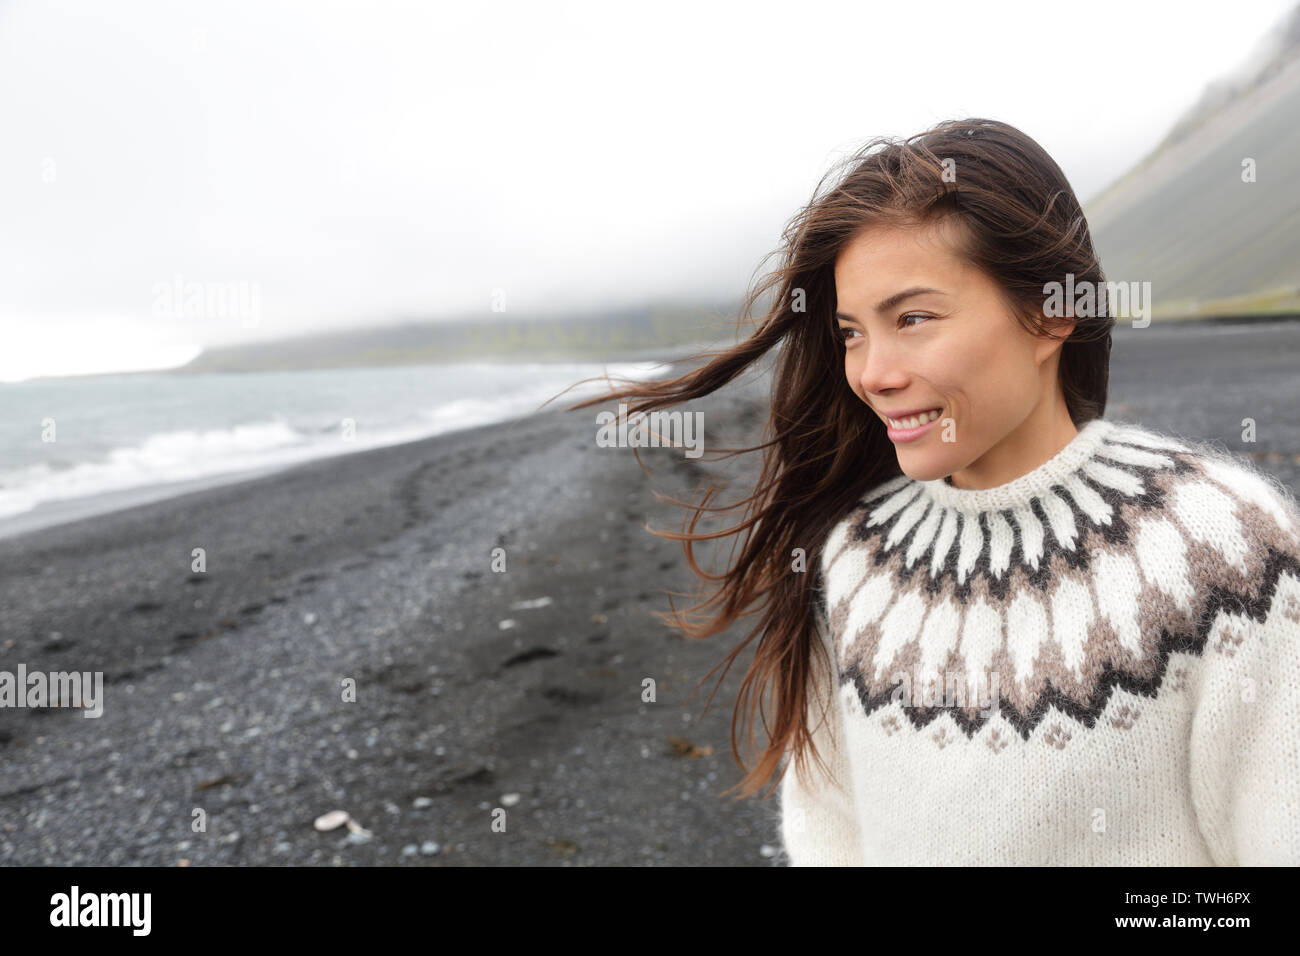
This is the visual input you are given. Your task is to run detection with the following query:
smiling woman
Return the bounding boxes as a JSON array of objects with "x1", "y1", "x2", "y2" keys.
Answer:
[
  {"x1": 832, "y1": 214, "x2": 1085, "y2": 489},
  {"x1": 561, "y1": 117, "x2": 1300, "y2": 866}
]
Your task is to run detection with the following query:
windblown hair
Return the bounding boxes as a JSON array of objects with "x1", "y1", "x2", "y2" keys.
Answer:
[{"x1": 563, "y1": 117, "x2": 1115, "y2": 800}]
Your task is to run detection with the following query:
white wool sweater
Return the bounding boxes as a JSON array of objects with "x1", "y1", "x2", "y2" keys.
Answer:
[{"x1": 780, "y1": 417, "x2": 1300, "y2": 865}]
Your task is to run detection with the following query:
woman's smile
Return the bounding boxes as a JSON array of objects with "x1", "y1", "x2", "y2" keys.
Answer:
[{"x1": 883, "y1": 407, "x2": 942, "y2": 442}]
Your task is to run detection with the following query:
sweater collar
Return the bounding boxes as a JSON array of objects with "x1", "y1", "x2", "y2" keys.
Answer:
[{"x1": 913, "y1": 417, "x2": 1117, "y2": 515}]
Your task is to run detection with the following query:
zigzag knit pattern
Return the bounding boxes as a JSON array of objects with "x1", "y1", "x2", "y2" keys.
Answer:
[{"x1": 781, "y1": 417, "x2": 1300, "y2": 866}]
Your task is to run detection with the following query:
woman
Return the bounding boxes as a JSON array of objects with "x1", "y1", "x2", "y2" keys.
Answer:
[{"x1": 566, "y1": 117, "x2": 1300, "y2": 865}]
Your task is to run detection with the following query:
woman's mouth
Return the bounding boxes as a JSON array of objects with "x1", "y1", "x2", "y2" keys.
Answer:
[{"x1": 884, "y1": 407, "x2": 942, "y2": 443}]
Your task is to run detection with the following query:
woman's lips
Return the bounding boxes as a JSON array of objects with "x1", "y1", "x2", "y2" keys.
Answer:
[{"x1": 884, "y1": 407, "x2": 942, "y2": 443}]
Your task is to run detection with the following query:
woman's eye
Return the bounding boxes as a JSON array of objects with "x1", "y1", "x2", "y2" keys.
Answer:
[
  {"x1": 837, "y1": 326, "x2": 861, "y2": 343},
  {"x1": 900, "y1": 313, "x2": 931, "y2": 328}
]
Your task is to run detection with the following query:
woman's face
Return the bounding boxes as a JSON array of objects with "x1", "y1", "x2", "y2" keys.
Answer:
[{"x1": 833, "y1": 217, "x2": 1070, "y2": 487}]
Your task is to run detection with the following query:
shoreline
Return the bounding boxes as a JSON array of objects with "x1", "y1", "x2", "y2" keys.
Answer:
[{"x1": 0, "y1": 348, "x2": 724, "y2": 544}]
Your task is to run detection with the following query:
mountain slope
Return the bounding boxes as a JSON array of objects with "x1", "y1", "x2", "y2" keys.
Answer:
[{"x1": 1085, "y1": 7, "x2": 1300, "y2": 320}]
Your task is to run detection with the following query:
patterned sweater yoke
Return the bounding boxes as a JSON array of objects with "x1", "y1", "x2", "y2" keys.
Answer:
[{"x1": 780, "y1": 417, "x2": 1300, "y2": 866}]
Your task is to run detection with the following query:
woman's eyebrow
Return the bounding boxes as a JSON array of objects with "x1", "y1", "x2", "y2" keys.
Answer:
[{"x1": 835, "y1": 286, "x2": 947, "y2": 321}]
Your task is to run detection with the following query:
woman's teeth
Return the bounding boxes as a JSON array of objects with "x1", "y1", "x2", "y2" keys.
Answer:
[{"x1": 888, "y1": 408, "x2": 941, "y2": 429}]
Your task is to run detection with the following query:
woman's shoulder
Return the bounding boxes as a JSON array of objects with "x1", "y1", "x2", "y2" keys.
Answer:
[{"x1": 1104, "y1": 417, "x2": 1300, "y2": 552}]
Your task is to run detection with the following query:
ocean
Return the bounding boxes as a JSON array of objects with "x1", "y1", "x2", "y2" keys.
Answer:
[{"x1": 0, "y1": 359, "x2": 670, "y2": 538}]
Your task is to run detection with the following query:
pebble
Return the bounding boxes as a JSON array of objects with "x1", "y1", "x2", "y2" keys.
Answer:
[{"x1": 314, "y1": 810, "x2": 351, "y2": 832}]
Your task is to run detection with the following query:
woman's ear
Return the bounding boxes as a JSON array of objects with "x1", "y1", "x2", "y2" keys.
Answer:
[
  {"x1": 1033, "y1": 316, "x2": 1075, "y2": 366},
  {"x1": 1051, "y1": 314, "x2": 1077, "y2": 341}
]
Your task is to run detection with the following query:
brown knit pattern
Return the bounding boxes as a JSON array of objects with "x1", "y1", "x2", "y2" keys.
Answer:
[{"x1": 818, "y1": 419, "x2": 1300, "y2": 741}]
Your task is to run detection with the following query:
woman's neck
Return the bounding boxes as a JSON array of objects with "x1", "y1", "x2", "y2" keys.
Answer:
[
  {"x1": 918, "y1": 417, "x2": 1114, "y2": 515},
  {"x1": 944, "y1": 406, "x2": 1079, "y2": 492}
]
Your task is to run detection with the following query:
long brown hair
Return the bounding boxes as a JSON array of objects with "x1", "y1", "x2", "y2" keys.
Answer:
[{"x1": 562, "y1": 117, "x2": 1115, "y2": 800}]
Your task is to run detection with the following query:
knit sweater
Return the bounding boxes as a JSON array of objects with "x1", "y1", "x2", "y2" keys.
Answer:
[{"x1": 780, "y1": 416, "x2": 1300, "y2": 866}]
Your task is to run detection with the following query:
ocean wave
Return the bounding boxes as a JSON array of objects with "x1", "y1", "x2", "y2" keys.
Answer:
[{"x1": 0, "y1": 360, "x2": 676, "y2": 521}]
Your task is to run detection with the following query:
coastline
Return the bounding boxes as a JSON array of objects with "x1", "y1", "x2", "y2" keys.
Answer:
[{"x1": 0, "y1": 345, "x2": 725, "y2": 542}]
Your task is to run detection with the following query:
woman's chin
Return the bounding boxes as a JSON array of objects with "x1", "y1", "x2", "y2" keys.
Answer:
[{"x1": 895, "y1": 451, "x2": 957, "y2": 483}]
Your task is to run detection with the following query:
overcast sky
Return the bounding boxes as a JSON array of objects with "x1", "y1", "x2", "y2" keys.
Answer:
[{"x1": 0, "y1": 0, "x2": 1295, "y2": 380}]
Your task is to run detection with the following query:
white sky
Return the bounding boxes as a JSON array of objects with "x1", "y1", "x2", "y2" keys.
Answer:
[{"x1": 0, "y1": 0, "x2": 1295, "y2": 380}]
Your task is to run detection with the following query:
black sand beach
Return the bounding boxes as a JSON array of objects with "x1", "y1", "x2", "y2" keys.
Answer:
[
  {"x1": 0, "y1": 354, "x2": 785, "y2": 866},
  {"x1": 2, "y1": 318, "x2": 1298, "y2": 866}
]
